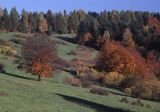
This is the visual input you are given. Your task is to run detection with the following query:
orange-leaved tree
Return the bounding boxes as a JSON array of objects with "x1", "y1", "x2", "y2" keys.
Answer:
[
  {"x1": 22, "y1": 34, "x2": 56, "y2": 81},
  {"x1": 96, "y1": 41, "x2": 158, "y2": 79}
]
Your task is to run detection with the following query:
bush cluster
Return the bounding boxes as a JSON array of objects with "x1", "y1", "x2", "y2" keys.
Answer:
[
  {"x1": 96, "y1": 41, "x2": 160, "y2": 100},
  {"x1": 97, "y1": 41, "x2": 159, "y2": 79}
]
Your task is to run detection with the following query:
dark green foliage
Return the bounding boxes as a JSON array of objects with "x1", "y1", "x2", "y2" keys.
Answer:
[
  {"x1": 10, "y1": 7, "x2": 19, "y2": 31},
  {"x1": 55, "y1": 13, "x2": 68, "y2": 34},
  {"x1": 19, "y1": 9, "x2": 30, "y2": 33},
  {"x1": 1, "y1": 8, "x2": 10, "y2": 31},
  {"x1": 28, "y1": 12, "x2": 39, "y2": 33},
  {"x1": 77, "y1": 10, "x2": 160, "y2": 51},
  {"x1": 68, "y1": 10, "x2": 80, "y2": 33},
  {"x1": 77, "y1": 19, "x2": 90, "y2": 40},
  {"x1": 0, "y1": 6, "x2": 159, "y2": 50},
  {"x1": 45, "y1": 10, "x2": 55, "y2": 32}
]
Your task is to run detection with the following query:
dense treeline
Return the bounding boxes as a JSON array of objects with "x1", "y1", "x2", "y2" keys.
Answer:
[
  {"x1": 77, "y1": 11, "x2": 160, "y2": 51},
  {"x1": 0, "y1": 7, "x2": 160, "y2": 51},
  {"x1": 0, "y1": 7, "x2": 86, "y2": 34}
]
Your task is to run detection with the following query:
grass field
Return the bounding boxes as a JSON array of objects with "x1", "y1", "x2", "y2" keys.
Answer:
[{"x1": 0, "y1": 33, "x2": 160, "y2": 112}]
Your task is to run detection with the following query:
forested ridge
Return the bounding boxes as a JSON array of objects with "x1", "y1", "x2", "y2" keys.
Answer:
[{"x1": 0, "y1": 7, "x2": 160, "y2": 51}]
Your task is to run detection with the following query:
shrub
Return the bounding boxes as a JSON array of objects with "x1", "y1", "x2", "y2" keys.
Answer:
[
  {"x1": 146, "y1": 104, "x2": 151, "y2": 108},
  {"x1": 136, "y1": 98, "x2": 144, "y2": 107},
  {"x1": 130, "y1": 101, "x2": 136, "y2": 105},
  {"x1": 76, "y1": 68, "x2": 103, "y2": 88},
  {"x1": 130, "y1": 98, "x2": 144, "y2": 107},
  {"x1": 119, "y1": 76, "x2": 139, "y2": 89},
  {"x1": 131, "y1": 80, "x2": 160, "y2": 100},
  {"x1": 124, "y1": 88, "x2": 132, "y2": 96},
  {"x1": 90, "y1": 68, "x2": 103, "y2": 80},
  {"x1": 81, "y1": 80, "x2": 93, "y2": 88},
  {"x1": 63, "y1": 77, "x2": 81, "y2": 87},
  {"x1": 120, "y1": 97, "x2": 130, "y2": 103},
  {"x1": 78, "y1": 68, "x2": 102, "y2": 81},
  {"x1": 90, "y1": 86, "x2": 109, "y2": 96},
  {"x1": 103, "y1": 72, "x2": 124, "y2": 87}
]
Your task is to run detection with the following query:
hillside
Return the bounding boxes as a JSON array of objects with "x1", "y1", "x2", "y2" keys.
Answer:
[{"x1": 0, "y1": 33, "x2": 160, "y2": 112}]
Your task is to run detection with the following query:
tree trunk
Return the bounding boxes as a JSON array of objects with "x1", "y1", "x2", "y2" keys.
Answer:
[{"x1": 38, "y1": 75, "x2": 41, "y2": 81}]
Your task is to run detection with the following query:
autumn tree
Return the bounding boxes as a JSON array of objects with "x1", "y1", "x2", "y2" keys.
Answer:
[
  {"x1": 77, "y1": 10, "x2": 86, "y2": 22},
  {"x1": 22, "y1": 34, "x2": 56, "y2": 81},
  {"x1": 77, "y1": 19, "x2": 91, "y2": 44},
  {"x1": 38, "y1": 14, "x2": 48, "y2": 33},
  {"x1": 96, "y1": 41, "x2": 157, "y2": 79},
  {"x1": 96, "y1": 30, "x2": 110, "y2": 47},
  {"x1": 148, "y1": 16, "x2": 160, "y2": 28},
  {"x1": 122, "y1": 28, "x2": 136, "y2": 48}
]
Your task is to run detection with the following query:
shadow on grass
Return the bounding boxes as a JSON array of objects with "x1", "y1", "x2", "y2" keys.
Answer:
[
  {"x1": 106, "y1": 89, "x2": 127, "y2": 97},
  {"x1": 58, "y1": 68, "x2": 77, "y2": 76},
  {"x1": 58, "y1": 36, "x2": 101, "y2": 50},
  {"x1": 56, "y1": 93, "x2": 131, "y2": 112},
  {"x1": 4, "y1": 72, "x2": 36, "y2": 81},
  {"x1": 58, "y1": 36, "x2": 76, "y2": 44}
]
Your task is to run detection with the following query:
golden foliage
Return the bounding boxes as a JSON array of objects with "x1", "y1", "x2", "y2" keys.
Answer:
[{"x1": 103, "y1": 72, "x2": 124, "y2": 86}]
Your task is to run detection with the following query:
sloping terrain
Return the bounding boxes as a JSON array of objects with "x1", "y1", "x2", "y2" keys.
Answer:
[{"x1": 0, "y1": 33, "x2": 160, "y2": 112}]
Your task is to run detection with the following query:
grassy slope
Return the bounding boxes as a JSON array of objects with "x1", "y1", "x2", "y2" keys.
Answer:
[{"x1": 0, "y1": 33, "x2": 160, "y2": 112}]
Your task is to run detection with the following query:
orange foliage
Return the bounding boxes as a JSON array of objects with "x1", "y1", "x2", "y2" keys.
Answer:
[
  {"x1": 22, "y1": 34, "x2": 56, "y2": 81},
  {"x1": 146, "y1": 51, "x2": 160, "y2": 76},
  {"x1": 78, "y1": 32, "x2": 93, "y2": 44},
  {"x1": 31, "y1": 62, "x2": 52, "y2": 77},
  {"x1": 97, "y1": 41, "x2": 158, "y2": 79},
  {"x1": 96, "y1": 31, "x2": 110, "y2": 46},
  {"x1": 148, "y1": 16, "x2": 160, "y2": 36},
  {"x1": 148, "y1": 17, "x2": 160, "y2": 28}
]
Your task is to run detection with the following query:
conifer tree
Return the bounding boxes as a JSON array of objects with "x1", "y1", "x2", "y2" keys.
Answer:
[
  {"x1": 38, "y1": 14, "x2": 48, "y2": 33},
  {"x1": 68, "y1": 11, "x2": 80, "y2": 33},
  {"x1": 1, "y1": 8, "x2": 10, "y2": 30},
  {"x1": 122, "y1": 28, "x2": 136, "y2": 48},
  {"x1": 19, "y1": 9, "x2": 30, "y2": 33},
  {"x1": 55, "y1": 13, "x2": 67, "y2": 34},
  {"x1": 45, "y1": 10, "x2": 55, "y2": 32},
  {"x1": 10, "y1": 7, "x2": 19, "y2": 31},
  {"x1": 28, "y1": 12, "x2": 39, "y2": 33}
]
